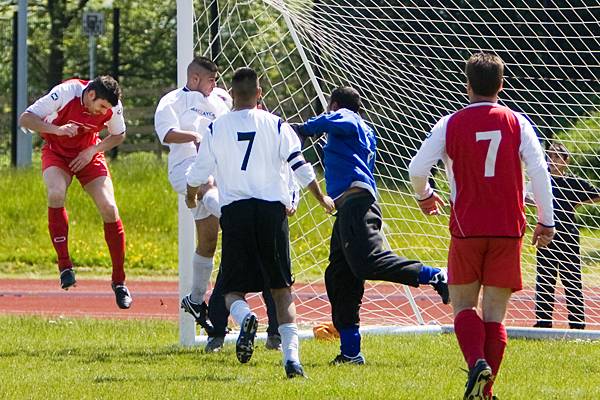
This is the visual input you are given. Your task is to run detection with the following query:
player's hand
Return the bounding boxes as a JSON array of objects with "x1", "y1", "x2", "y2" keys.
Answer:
[
  {"x1": 56, "y1": 123, "x2": 79, "y2": 137},
  {"x1": 69, "y1": 146, "x2": 96, "y2": 173},
  {"x1": 319, "y1": 195, "x2": 335, "y2": 214},
  {"x1": 286, "y1": 206, "x2": 297, "y2": 217},
  {"x1": 532, "y1": 223, "x2": 555, "y2": 248},
  {"x1": 417, "y1": 192, "x2": 446, "y2": 216}
]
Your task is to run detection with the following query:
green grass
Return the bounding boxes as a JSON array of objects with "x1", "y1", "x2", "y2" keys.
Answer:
[
  {"x1": 1, "y1": 151, "x2": 599, "y2": 285},
  {"x1": 1, "y1": 316, "x2": 599, "y2": 399}
]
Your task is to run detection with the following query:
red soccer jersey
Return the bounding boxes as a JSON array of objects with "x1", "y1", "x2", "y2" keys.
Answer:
[
  {"x1": 445, "y1": 103, "x2": 525, "y2": 238},
  {"x1": 26, "y1": 79, "x2": 125, "y2": 158}
]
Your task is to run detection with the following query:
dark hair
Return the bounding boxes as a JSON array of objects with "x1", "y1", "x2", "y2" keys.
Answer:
[
  {"x1": 465, "y1": 52, "x2": 504, "y2": 97},
  {"x1": 190, "y1": 56, "x2": 218, "y2": 73},
  {"x1": 231, "y1": 67, "x2": 259, "y2": 101},
  {"x1": 330, "y1": 86, "x2": 361, "y2": 113},
  {"x1": 548, "y1": 141, "x2": 570, "y2": 160},
  {"x1": 87, "y1": 75, "x2": 121, "y2": 106}
]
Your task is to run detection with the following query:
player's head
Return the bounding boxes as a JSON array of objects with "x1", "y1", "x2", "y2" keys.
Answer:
[
  {"x1": 231, "y1": 67, "x2": 262, "y2": 108},
  {"x1": 465, "y1": 52, "x2": 504, "y2": 98},
  {"x1": 84, "y1": 75, "x2": 121, "y2": 115},
  {"x1": 188, "y1": 56, "x2": 218, "y2": 96},
  {"x1": 547, "y1": 141, "x2": 570, "y2": 174},
  {"x1": 329, "y1": 87, "x2": 361, "y2": 113}
]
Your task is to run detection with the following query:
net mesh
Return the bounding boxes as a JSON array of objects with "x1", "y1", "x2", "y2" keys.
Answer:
[{"x1": 191, "y1": 0, "x2": 600, "y2": 330}]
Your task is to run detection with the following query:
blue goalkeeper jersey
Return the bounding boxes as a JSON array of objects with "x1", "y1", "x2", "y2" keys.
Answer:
[{"x1": 298, "y1": 108, "x2": 377, "y2": 199}]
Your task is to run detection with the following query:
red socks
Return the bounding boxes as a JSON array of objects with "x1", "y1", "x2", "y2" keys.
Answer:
[
  {"x1": 455, "y1": 310, "x2": 508, "y2": 397},
  {"x1": 48, "y1": 207, "x2": 72, "y2": 270},
  {"x1": 454, "y1": 309, "x2": 486, "y2": 368},
  {"x1": 104, "y1": 220, "x2": 126, "y2": 284},
  {"x1": 49, "y1": 208, "x2": 126, "y2": 283},
  {"x1": 483, "y1": 321, "x2": 507, "y2": 396}
]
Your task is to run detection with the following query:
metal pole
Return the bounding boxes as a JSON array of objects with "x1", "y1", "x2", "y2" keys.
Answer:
[
  {"x1": 11, "y1": 11, "x2": 18, "y2": 167},
  {"x1": 89, "y1": 35, "x2": 96, "y2": 79},
  {"x1": 15, "y1": 0, "x2": 31, "y2": 167},
  {"x1": 176, "y1": 0, "x2": 196, "y2": 347}
]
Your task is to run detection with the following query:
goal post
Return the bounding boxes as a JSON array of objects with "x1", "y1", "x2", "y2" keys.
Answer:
[{"x1": 177, "y1": 0, "x2": 600, "y2": 344}]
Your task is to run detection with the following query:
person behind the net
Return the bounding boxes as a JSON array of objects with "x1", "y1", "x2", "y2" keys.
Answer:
[
  {"x1": 186, "y1": 67, "x2": 335, "y2": 378},
  {"x1": 409, "y1": 52, "x2": 555, "y2": 400},
  {"x1": 529, "y1": 142, "x2": 600, "y2": 330},
  {"x1": 154, "y1": 57, "x2": 281, "y2": 352},
  {"x1": 291, "y1": 87, "x2": 450, "y2": 367},
  {"x1": 18, "y1": 75, "x2": 132, "y2": 309}
]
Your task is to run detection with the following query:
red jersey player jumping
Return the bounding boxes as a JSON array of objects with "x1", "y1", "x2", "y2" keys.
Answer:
[
  {"x1": 19, "y1": 76, "x2": 132, "y2": 309},
  {"x1": 409, "y1": 53, "x2": 555, "y2": 399}
]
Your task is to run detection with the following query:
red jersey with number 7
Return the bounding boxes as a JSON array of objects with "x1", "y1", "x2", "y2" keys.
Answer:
[
  {"x1": 445, "y1": 103, "x2": 527, "y2": 237},
  {"x1": 25, "y1": 79, "x2": 126, "y2": 158}
]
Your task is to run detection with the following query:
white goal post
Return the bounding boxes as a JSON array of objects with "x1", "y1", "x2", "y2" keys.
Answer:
[{"x1": 177, "y1": 0, "x2": 600, "y2": 345}]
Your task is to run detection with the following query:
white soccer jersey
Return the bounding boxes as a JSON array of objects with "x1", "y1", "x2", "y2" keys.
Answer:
[
  {"x1": 187, "y1": 108, "x2": 315, "y2": 208},
  {"x1": 154, "y1": 87, "x2": 230, "y2": 173}
]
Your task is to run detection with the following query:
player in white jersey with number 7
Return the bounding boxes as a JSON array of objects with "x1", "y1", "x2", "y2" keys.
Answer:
[{"x1": 186, "y1": 67, "x2": 334, "y2": 378}]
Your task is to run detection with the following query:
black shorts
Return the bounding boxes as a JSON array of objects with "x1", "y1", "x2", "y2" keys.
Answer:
[{"x1": 219, "y1": 198, "x2": 293, "y2": 294}]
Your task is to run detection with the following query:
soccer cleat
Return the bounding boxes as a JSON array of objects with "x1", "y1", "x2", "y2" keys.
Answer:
[
  {"x1": 60, "y1": 268, "x2": 76, "y2": 290},
  {"x1": 111, "y1": 283, "x2": 133, "y2": 309},
  {"x1": 265, "y1": 333, "x2": 282, "y2": 351},
  {"x1": 284, "y1": 360, "x2": 307, "y2": 379},
  {"x1": 329, "y1": 352, "x2": 366, "y2": 365},
  {"x1": 204, "y1": 335, "x2": 225, "y2": 353},
  {"x1": 180, "y1": 295, "x2": 215, "y2": 335},
  {"x1": 430, "y1": 268, "x2": 450, "y2": 305},
  {"x1": 464, "y1": 359, "x2": 492, "y2": 400},
  {"x1": 236, "y1": 312, "x2": 258, "y2": 364}
]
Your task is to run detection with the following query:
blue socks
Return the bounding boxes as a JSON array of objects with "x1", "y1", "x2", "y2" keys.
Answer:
[
  {"x1": 339, "y1": 326, "x2": 361, "y2": 357},
  {"x1": 418, "y1": 265, "x2": 440, "y2": 285}
]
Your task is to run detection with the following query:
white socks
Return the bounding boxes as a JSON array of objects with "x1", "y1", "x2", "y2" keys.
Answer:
[
  {"x1": 278, "y1": 323, "x2": 300, "y2": 364},
  {"x1": 230, "y1": 300, "x2": 252, "y2": 326},
  {"x1": 190, "y1": 253, "x2": 213, "y2": 303},
  {"x1": 202, "y1": 188, "x2": 221, "y2": 218}
]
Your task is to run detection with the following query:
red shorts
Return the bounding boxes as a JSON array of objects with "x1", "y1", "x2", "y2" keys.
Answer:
[
  {"x1": 447, "y1": 236, "x2": 523, "y2": 291},
  {"x1": 42, "y1": 145, "x2": 110, "y2": 186}
]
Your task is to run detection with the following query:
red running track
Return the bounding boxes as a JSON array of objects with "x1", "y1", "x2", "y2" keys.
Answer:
[{"x1": 1, "y1": 279, "x2": 598, "y2": 329}]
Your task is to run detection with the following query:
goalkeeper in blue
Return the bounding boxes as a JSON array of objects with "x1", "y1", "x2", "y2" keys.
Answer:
[{"x1": 292, "y1": 87, "x2": 449, "y2": 365}]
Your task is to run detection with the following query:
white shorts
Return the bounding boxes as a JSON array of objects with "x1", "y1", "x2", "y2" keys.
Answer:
[{"x1": 169, "y1": 158, "x2": 220, "y2": 220}]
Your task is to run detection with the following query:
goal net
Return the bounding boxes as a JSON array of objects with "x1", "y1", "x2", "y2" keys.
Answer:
[{"x1": 179, "y1": 0, "x2": 600, "y2": 338}]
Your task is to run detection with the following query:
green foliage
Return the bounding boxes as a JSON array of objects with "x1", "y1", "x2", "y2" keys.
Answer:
[{"x1": 1, "y1": 316, "x2": 600, "y2": 399}]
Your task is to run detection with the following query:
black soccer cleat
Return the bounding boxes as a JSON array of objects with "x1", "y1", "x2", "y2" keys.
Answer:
[
  {"x1": 430, "y1": 268, "x2": 450, "y2": 305},
  {"x1": 60, "y1": 268, "x2": 76, "y2": 290},
  {"x1": 111, "y1": 283, "x2": 133, "y2": 309},
  {"x1": 329, "y1": 352, "x2": 366, "y2": 366},
  {"x1": 284, "y1": 360, "x2": 307, "y2": 379},
  {"x1": 236, "y1": 312, "x2": 258, "y2": 364},
  {"x1": 464, "y1": 359, "x2": 492, "y2": 400},
  {"x1": 180, "y1": 295, "x2": 215, "y2": 335}
]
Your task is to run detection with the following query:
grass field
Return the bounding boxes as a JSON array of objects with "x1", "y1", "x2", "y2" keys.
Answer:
[
  {"x1": 1, "y1": 151, "x2": 599, "y2": 286},
  {"x1": 1, "y1": 315, "x2": 599, "y2": 399}
]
